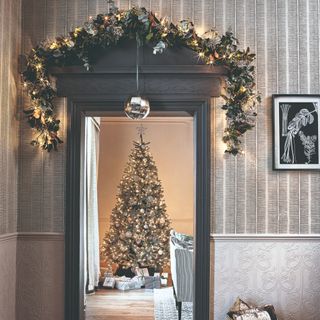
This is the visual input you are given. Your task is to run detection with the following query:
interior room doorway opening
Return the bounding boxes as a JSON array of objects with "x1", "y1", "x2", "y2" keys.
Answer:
[
  {"x1": 65, "y1": 99, "x2": 211, "y2": 320},
  {"x1": 84, "y1": 115, "x2": 195, "y2": 320}
]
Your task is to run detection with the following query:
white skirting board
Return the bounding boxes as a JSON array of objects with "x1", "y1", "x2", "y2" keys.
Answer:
[{"x1": 211, "y1": 235, "x2": 320, "y2": 320}]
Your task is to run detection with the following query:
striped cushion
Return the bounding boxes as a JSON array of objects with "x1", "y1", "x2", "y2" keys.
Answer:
[{"x1": 170, "y1": 235, "x2": 193, "y2": 302}]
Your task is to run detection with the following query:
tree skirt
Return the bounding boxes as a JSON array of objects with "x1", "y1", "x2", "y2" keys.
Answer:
[{"x1": 154, "y1": 287, "x2": 193, "y2": 320}]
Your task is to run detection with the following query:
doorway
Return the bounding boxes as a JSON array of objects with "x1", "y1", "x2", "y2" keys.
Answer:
[
  {"x1": 64, "y1": 99, "x2": 211, "y2": 320},
  {"x1": 84, "y1": 115, "x2": 194, "y2": 319}
]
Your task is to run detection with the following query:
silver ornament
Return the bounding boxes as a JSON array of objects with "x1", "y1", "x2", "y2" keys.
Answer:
[
  {"x1": 125, "y1": 231, "x2": 132, "y2": 238},
  {"x1": 124, "y1": 96, "x2": 150, "y2": 120}
]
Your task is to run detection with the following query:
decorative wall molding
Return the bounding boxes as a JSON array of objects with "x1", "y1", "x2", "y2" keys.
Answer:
[
  {"x1": 17, "y1": 232, "x2": 64, "y2": 241},
  {"x1": 0, "y1": 233, "x2": 18, "y2": 242},
  {"x1": 212, "y1": 237, "x2": 320, "y2": 320},
  {"x1": 0, "y1": 232, "x2": 64, "y2": 242},
  {"x1": 211, "y1": 234, "x2": 320, "y2": 241}
]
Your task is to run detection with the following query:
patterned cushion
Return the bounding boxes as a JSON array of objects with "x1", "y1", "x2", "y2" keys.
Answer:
[{"x1": 227, "y1": 298, "x2": 277, "y2": 320}]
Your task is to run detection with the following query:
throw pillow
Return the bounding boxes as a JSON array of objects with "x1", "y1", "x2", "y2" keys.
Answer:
[{"x1": 227, "y1": 298, "x2": 277, "y2": 320}]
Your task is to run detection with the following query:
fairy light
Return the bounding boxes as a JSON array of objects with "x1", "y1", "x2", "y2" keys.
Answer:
[
  {"x1": 49, "y1": 42, "x2": 58, "y2": 50},
  {"x1": 239, "y1": 86, "x2": 247, "y2": 93},
  {"x1": 74, "y1": 27, "x2": 82, "y2": 37},
  {"x1": 21, "y1": 7, "x2": 258, "y2": 154},
  {"x1": 35, "y1": 63, "x2": 42, "y2": 71}
]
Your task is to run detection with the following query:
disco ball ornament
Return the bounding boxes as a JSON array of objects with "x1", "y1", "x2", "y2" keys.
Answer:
[{"x1": 124, "y1": 96, "x2": 150, "y2": 120}]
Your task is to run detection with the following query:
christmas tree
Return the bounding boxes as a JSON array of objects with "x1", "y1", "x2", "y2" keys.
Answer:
[{"x1": 102, "y1": 129, "x2": 171, "y2": 271}]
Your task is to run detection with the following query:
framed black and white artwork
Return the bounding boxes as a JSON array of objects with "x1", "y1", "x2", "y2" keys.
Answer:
[{"x1": 273, "y1": 94, "x2": 320, "y2": 170}]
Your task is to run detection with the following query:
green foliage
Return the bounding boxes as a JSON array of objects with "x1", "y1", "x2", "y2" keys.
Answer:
[{"x1": 22, "y1": 5, "x2": 260, "y2": 154}]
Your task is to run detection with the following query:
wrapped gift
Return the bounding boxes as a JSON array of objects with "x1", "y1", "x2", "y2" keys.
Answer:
[
  {"x1": 103, "y1": 275, "x2": 116, "y2": 289},
  {"x1": 115, "y1": 276, "x2": 145, "y2": 290},
  {"x1": 160, "y1": 278, "x2": 168, "y2": 287},
  {"x1": 144, "y1": 276, "x2": 161, "y2": 289},
  {"x1": 115, "y1": 276, "x2": 136, "y2": 291}
]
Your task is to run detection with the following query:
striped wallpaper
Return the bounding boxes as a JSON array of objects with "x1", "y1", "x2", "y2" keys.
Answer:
[
  {"x1": 0, "y1": 0, "x2": 20, "y2": 235},
  {"x1": 17, "y1": 0, "x2": 320, "y2": 234}
]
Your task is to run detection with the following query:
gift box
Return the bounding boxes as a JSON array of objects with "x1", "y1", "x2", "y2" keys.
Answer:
[
  {"x1": 114, "y1": 276, "x2": 145, "y2": 291},
  {"x1": 103, "y1": 275, "x2": 116, "y2": 289},
  {"x1": 144, "y1": 276, "x2": 161, "y2": 289}
]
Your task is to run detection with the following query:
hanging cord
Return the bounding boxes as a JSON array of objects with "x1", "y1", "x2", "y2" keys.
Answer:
[{"x1": 136, "y1": 34, "x2": 140, "y2": 95}]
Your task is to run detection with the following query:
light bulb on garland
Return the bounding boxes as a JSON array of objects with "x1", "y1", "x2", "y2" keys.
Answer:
[{"x1": 124, "y1": 39, "x2": 150, "y2": 120}]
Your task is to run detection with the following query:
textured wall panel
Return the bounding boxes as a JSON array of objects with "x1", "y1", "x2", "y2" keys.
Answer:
[
  {"x1": 16, "y1": 234, "x2": 64, "y2": 320},
  {"x1": 18, "y1": 0, "x2": 320, "y2": 235},
  {"x1": 0, "y1": 0, "x2": 20, "y2": 235},
  {"x1": 0, "y1": 235, "x2": 17, "y2": 320},
  {"x1": 213, "y1": 237, "x2": 320, "y2": 320}
]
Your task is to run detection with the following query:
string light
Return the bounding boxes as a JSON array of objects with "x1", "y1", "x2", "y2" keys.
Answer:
[
  {"x1": 22, "y1": 6, "x2": 259, "y2": 154},
  {"x1": 49, "y1": 42, "x2": 58, "y2": 50},
  {"x1": 239, "y1": 86, "x2": 247, "y2": 93},
  {"x1": 35, "y1": 63, "x2": 42, "y2": 71},
  {"x1": 192, "y1": 40, "x2": 198, "y2": 46}
]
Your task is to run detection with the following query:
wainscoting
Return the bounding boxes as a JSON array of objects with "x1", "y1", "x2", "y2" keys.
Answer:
[
  {"x1": 0, "y1": 234, "x2": 17, "y2": 320},
  {"x1": 16, "y1": 233, "x2": 65, "y2": 320},
  {"x1": 0, "y1": 233, "x2": 65, "y2": 320},
  {"x1": 211, "y1": 235, "x2": 320, "y2": 320},
  {"x1": 2, "y1": 234, "x2": 317, "y2": 320}
]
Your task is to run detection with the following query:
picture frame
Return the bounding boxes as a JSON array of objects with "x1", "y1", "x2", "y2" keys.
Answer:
[{"x1": 273, "y1": 94, "x2": 320, "y2": 170}]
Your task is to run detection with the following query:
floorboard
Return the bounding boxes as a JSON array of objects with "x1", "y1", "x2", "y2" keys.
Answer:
[{"x1": 85, "y1": 289, "x2": 154, "y2": 320}]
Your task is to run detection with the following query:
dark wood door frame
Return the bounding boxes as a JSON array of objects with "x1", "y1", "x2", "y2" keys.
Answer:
[
  {"x1": 65, "y1": 98, "x2": 211, "y2": 320},
  {"x1": 50, "y1": 42, "x2": 226, "y2": 320}
]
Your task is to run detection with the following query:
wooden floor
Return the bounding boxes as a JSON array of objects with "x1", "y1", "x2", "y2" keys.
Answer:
[{"x1": 85, "y1": 289, "x2": 154, "y2": 320}]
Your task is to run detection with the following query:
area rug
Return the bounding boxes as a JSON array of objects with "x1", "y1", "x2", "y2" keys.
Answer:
[{"x1": 154, "y1": 287, "x2": 193, "y2": 320}]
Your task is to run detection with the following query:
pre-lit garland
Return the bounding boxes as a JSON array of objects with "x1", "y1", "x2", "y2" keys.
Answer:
[{"x1": 22, "y1": 3, "x2": 260, "y2": 154}]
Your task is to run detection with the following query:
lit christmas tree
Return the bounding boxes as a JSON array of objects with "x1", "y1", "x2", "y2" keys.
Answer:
[{"x1": 102, "y1": 128, "x2": 171, "y2": 272}]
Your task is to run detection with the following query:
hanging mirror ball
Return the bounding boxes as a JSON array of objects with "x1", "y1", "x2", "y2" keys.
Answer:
[{"x1": 124, "y1": 96, "x2": 150, "y2": 120}]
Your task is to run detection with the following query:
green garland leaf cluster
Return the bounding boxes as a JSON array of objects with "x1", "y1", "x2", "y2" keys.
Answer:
[{"x1": 22, "y1": 4, "x2": 260, "y2": 154}]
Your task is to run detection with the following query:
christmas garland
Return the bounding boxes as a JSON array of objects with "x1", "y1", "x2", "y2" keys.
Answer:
[{"x1": 22, "y1": 3, "x2": 260, "y2": 154}]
